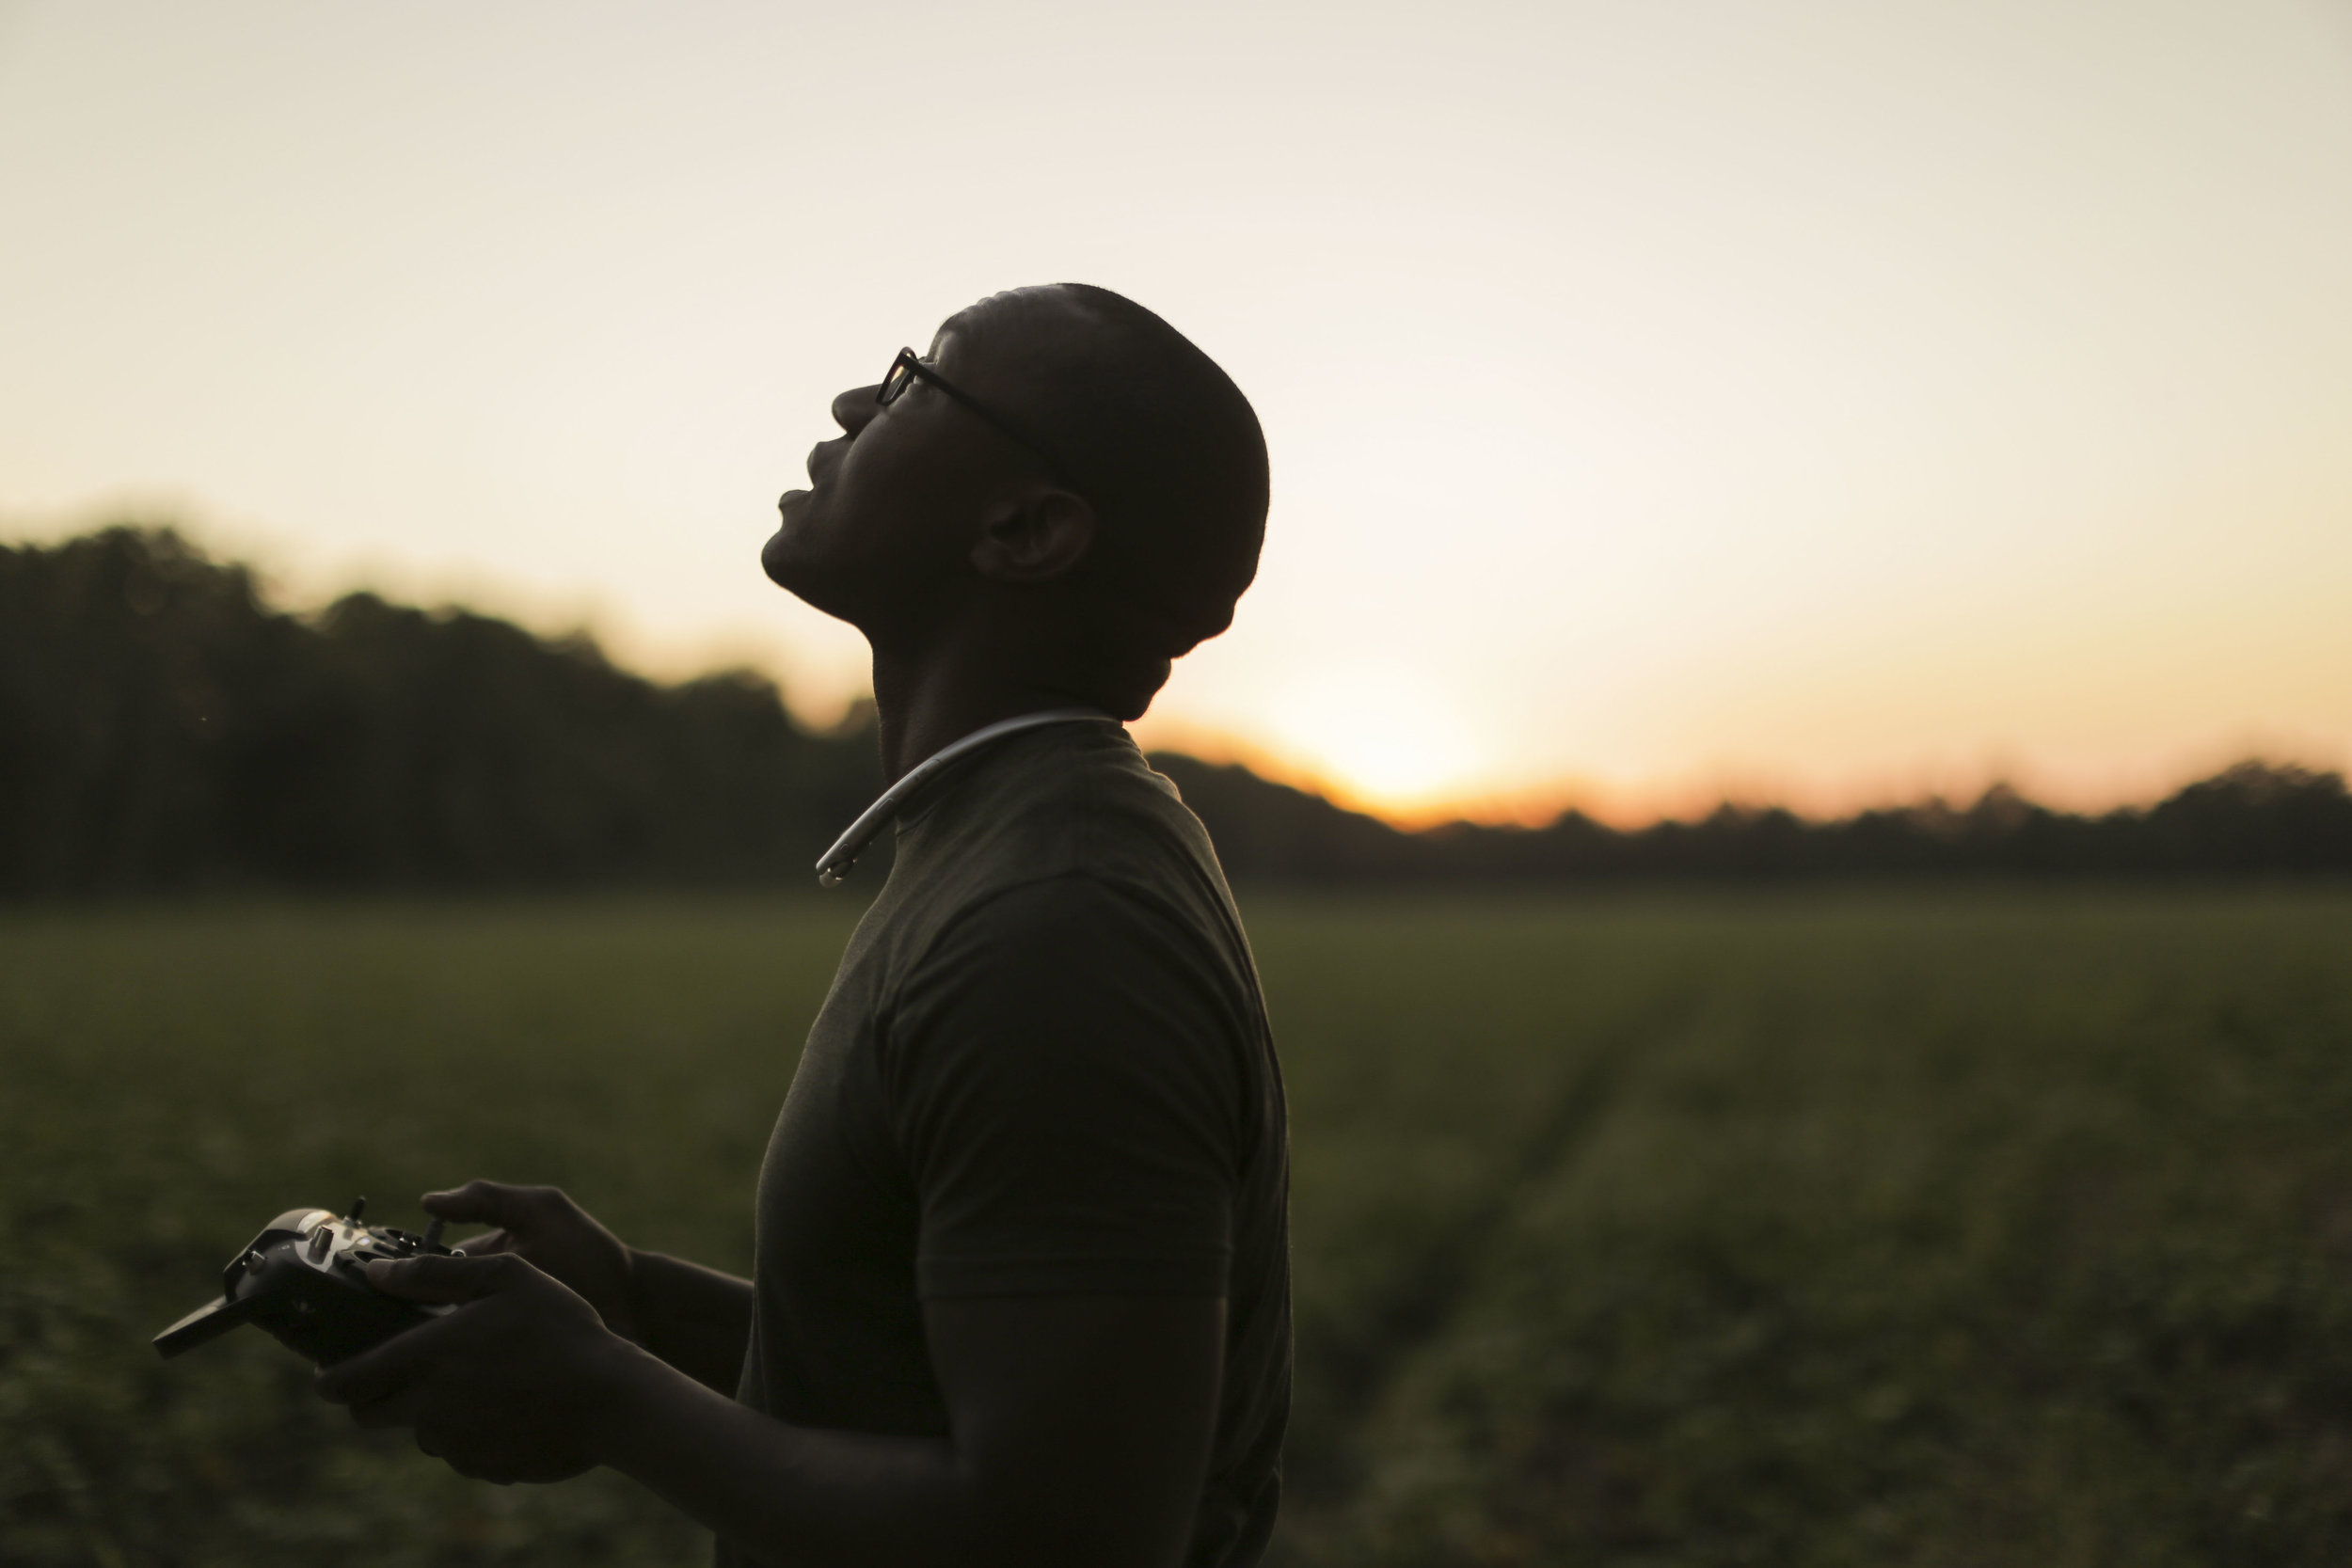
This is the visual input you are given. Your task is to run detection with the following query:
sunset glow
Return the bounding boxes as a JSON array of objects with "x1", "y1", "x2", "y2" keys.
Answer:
[
  {"x1": 5, "y1": 1, "x2": 2348, "y2": 821},
  {"x1": 1264, "y1": 667, "x2": 1485, "y2": 818}
]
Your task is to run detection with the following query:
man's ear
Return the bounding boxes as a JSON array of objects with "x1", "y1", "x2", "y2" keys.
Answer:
[{"x1": 970, "y1": 487, "x2": 1097, "y2": 584}]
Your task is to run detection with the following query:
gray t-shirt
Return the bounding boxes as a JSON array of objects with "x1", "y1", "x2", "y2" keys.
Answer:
[{"x1": 722, "y1": 721, "x2": 1291, "y2": 1568}]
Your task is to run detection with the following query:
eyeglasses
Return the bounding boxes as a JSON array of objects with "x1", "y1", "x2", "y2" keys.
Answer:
[{"x1": 877, "y1": 348, "x2": 1068, "y2": 481}]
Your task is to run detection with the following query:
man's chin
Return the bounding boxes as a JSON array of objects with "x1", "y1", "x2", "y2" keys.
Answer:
[
  {"x1": 760, "y1": 529, "x2": 866, "y2": 628},
  {"x1": 759, "y1": 525, "x2": 801, "y2": 591},
  {"x1": 759, "y1": 516, "x2": 833, "y2": 594}
]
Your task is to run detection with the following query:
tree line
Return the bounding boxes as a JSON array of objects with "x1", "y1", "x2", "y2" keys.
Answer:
[
  {"x1": 4, "y1": 526, "x2": 2346, "y2": 895},
  {"x1": 1, "y1": 526, "x2": 881, "y2": 893}
]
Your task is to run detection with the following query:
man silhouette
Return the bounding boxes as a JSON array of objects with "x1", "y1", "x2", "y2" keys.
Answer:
[{"x1": 318, "y1": 283, "x2": 1291, "y2": 1568}]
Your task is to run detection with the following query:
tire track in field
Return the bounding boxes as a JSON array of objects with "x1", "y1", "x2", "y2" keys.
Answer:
[{"x1": 1317, "y1": 994, "x2": 1695, "y2": 1446}]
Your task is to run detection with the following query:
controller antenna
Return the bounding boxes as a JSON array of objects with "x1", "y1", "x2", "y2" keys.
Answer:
[
  {"x1": 422, "y1": 1217, "x2": 446, "y2": 1253},
  {"x1": 345, "y1": 1196, "x2": 366, "y2": 1224}
]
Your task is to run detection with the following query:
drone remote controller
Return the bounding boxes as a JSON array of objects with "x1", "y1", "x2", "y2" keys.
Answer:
[{"x1": 153, "y1": 1198, "x2": 457, "y2": 1366}]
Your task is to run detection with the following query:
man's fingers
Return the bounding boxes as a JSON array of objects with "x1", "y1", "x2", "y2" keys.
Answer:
[
  {"x1": 421, "y1": 1180, "x2": 549, "y2": 1230},
  {"x1": 449, "y1": 1227, "x2": 511, "y2": 1258},
  {"x1": 365, "y1": 1251, "x2": 531, "y2": 1306},
  {"x1": 315, "y1": 1319, "x2": 450, "y2": 1406}
]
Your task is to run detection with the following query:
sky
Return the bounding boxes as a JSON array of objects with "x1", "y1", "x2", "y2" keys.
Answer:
[{"x1": 4, "y1": 0, "x2": 2349, "y2": 823}]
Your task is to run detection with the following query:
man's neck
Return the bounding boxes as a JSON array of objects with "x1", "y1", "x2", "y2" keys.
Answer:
[{"x1": 869, "y1": 636, "x2": 1092, "y2": 784}]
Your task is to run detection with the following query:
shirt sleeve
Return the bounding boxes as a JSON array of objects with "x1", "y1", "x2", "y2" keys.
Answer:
[{"x1": 884, "y1": 874, "x2": 1247, "y2": 1300}]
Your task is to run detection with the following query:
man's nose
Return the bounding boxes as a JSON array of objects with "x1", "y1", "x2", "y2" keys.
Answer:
[{"x1": 832, "y1": 385, "x2": 882, "y2": 435}]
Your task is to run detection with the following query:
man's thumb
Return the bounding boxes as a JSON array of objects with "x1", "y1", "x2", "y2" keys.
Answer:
[{"x1": 421, "y1": 1180, "x2": 531, "y2": 1227}]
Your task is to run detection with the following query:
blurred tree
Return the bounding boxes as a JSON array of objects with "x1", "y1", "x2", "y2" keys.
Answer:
[
  {"x1": 0, "y1": 527, "x2": 881, "y2": 893},
  {"x1": 4, "y1": 526, "x2": 2347, "y2": 894}
]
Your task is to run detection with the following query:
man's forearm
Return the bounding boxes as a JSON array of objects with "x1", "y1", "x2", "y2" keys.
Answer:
[
  {"x1": 626, "y1": 1250, "x2": 755, "y2": 1393},
  {"x1": 580, "y1": 1294, "x2": 1219, "y2": 1568},
  {"x1": 587, "y1": 1348, "x2": 985, "y2": 1568}
]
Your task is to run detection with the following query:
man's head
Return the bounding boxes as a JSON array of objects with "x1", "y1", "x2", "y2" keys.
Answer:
[{"x1": 763, "y1": 284, "x2": 1267, "y2": 721}]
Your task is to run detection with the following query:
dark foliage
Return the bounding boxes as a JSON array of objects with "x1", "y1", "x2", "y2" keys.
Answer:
[
  {"x1": 6, "y1": 526, "x2": 2346, "y2": 893},
  {"x1": 0, "y1": 527, "x2": 882, "y2": 892}
]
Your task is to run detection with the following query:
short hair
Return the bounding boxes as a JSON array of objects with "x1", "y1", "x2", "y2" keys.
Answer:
[{"x1": 953, "y1": 284, "x2": 1269, "y2": 719}]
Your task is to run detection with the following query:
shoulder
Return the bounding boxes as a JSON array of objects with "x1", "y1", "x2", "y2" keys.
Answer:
[
  {"x1": 912, "y1": 871, "x2": 1235, "y2": 1016},
  {"x1": 976, "y1": 726, "x2": 1216, "y2": 879},
  {"x1": 882, "y1": 872, "x2": 1258, "y2": 1164},
  {"x1": 885, "y1": 725, "x2": 1245, "y2": 962}
]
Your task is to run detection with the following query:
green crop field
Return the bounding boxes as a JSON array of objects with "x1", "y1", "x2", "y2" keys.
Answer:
[{"x1": 6, "y1": 889, "x2": 2352, "y2": 1566}]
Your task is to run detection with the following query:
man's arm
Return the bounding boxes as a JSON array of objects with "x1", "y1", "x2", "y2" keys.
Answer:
[
  {"x1": 627, "y1": 1250, "x2": 756, "y2": 1393},
  {"x1": 421, "y1": 1181, "x2": 754, "y2": 1392},
  {"x1": 320, "y1": 1254, "x2": 1222, "y2": 1568},
  {"x1": 600, "y1": 1291, "x2": 1224, "y2": 1567}
]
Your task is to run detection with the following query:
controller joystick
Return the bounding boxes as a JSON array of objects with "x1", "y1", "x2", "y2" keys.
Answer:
[{"x1": 153, "y1": 1203, "x2": 458, "y2": 1366}]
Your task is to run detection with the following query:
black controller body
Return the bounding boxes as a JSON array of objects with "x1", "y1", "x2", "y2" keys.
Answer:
[{"x1": 153, "y1": 1205, "x2": 454, "y2": 1366}]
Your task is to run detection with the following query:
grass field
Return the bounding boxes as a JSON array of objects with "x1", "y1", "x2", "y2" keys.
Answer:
[{"x1": 6, "y1": 889, "x2": 2352, "y2": 1566}]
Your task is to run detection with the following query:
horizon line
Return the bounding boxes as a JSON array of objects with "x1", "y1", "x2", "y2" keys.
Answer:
[{"x1": 11, "y1": 514, "x2": 2349, "y2": 835}]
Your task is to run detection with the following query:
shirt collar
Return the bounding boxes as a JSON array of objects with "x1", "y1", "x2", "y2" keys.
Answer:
[{"x1": 814, "y1": 707, "x2": 1118, "y2": 888}]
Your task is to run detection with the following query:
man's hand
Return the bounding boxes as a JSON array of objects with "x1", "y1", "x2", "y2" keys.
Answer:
[
  {"x1": 421, "y1": 1181, "x2": 642, "y2": 1342},
  {"x1": 315, "y1": 1252, "x2": 644, "y2": 1485}
]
